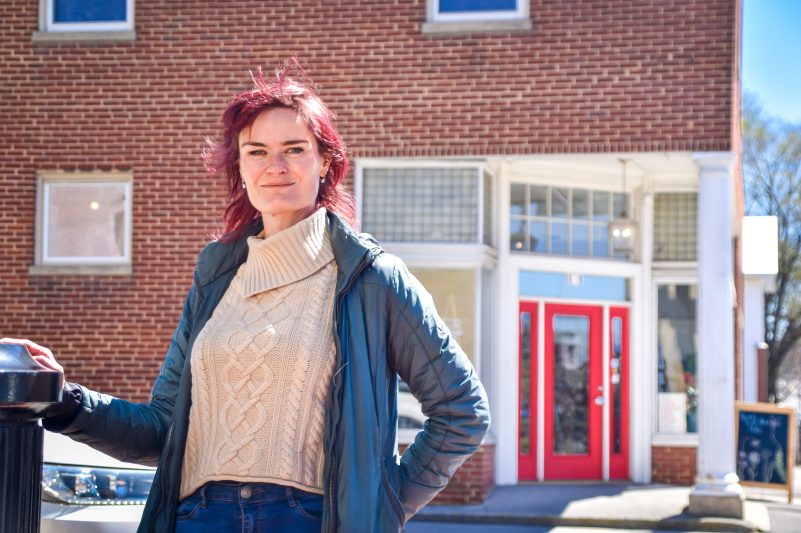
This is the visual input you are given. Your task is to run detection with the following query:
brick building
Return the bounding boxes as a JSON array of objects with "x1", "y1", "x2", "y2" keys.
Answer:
[{"x1": 0, "y1": 0, "x2": 745, "y2": 514}]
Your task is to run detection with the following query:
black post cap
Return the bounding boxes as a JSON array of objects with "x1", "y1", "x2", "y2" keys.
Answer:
[{"x1": 0, "y1": 343, "x2": 63, "y2": 422}]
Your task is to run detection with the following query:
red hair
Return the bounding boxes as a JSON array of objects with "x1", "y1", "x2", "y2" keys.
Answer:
[{"x1": 204, "y1": 60, "x2": 356, "y2": 241}]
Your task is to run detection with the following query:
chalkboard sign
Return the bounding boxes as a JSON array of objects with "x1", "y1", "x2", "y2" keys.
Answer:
[{"x1": 735, "y1": 402, "x2": 796, "y2": 502}]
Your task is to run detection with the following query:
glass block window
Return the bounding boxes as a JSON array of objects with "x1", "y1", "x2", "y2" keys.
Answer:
[
  {"x1": 37, "y1": 174, "x2": 132, "y2": 265},
  {"x1": 483, "y1": 170, "x2": 494, "y2": 246},
  {"x1": 46, "y1": 0, "x2": 132, "y2": 32},
  {"x1": 653, "y1": 193, "x2": 697, "y2": 261},
  {"x1": 363, "y1": 168, "x2": 486, "y2": 244},
  {"x1": 510, "y1": 183, "x2": 630, "y2": 259}
]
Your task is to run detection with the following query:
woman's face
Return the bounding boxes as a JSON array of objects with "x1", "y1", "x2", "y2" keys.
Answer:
[{"x1": 238, "y1": 107, "x2": 331, "y2": 234}]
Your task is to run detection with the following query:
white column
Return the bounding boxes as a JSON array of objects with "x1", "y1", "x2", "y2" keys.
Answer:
[
  {"x1": 689, "y1": 152, "x2": 744, "y2": 518},
  {"x1": 494, "y1": 160, "x2": 519, "y2": 485}
]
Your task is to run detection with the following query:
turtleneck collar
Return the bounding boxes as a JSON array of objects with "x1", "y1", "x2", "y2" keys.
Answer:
[{"x1": 241, "y1": 208, "x2": 334, "y2": 297}]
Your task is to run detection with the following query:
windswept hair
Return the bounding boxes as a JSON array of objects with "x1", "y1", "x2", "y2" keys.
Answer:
[{"x1": 204, "y1": 59, "x2": 355, "y2": 241}]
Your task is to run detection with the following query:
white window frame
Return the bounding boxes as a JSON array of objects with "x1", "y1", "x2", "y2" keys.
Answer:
[
  {"x1": 33, "y1": 171, "x2": 133, "y2": 275},
  {"x1": 41, "y1": 0, "x2": 134, "y2": 33},
  {"x1": 428, "y1": 0, "x2": 527, "y2": 22},
  {"x1": 651, "y1": 273, "x2": 700, "y2": 446}
]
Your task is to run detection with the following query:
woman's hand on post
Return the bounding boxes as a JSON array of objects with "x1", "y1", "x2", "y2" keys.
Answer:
[{"x1": 0, "y1": 338, "x2": 65, "y2": 375}]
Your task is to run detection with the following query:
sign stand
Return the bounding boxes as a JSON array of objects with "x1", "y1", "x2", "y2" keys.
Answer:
[{"x1": 735, "y1": 402, "x2": 796, "y2": 503}]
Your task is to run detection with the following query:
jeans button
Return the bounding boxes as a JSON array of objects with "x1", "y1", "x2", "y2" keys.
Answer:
[{"x1": 240, "y1": 486, "x2": 252, "y2": 499}]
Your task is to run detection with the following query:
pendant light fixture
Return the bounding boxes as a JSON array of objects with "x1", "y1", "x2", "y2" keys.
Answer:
[{"x1": 608, "y1": 158, "x2": 638, "y2": 257}]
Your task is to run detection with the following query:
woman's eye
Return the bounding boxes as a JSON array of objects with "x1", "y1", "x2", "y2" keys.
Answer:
[
  {"x1": 287, "y1": 147, "x2": 304, "y2": 154},
  {"x1": 248, "y1": 150, "x2": 266, "y2": 156}
]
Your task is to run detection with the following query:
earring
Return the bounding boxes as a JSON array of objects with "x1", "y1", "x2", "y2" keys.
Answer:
[
  {"x1": 320, "y1": 176, "x2": 326, "y2": 184},
  {"x1": 242, "y1": 180, "x2": 246, "y2": 189}
]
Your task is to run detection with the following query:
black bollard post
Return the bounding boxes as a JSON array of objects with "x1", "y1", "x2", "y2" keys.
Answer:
[{"x1": 0, "y1": 343, "x2": 63, "y2": 533}]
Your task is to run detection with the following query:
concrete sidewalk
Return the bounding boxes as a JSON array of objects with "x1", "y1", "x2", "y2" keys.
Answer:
[{"x1": 413, "y1": 483, "x2": 776, "y2": 532}]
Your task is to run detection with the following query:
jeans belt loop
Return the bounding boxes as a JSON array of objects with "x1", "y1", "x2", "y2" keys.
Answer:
[
  {"x1": 285, "y1": 486, "x2": 297, "y2": 508},
  {"x1": 198, "y1": 483, "x2": 209, "y2": 509}
]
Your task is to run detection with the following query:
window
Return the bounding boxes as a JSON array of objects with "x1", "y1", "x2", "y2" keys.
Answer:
[
  {"x1": 40, "y1": 0, "x2": 134, "y2": 33},
  {"x1": 510, "y1": 183, "x2": 630, "y2": 259},
  {"x1": 398, "y1": 267, "x2": 480, "y2": 441},
  {"x1": 656, "y1": 284, "x2": 697, "y2": 434},
  {"x1": 653, "y1": 192, "x2": 697, "y2": 262},
  {"x1": 362, "y1": 167, "x2": 491, "y2": 245},
  {"x1": 34, "y1": 172, "x2": 133, "y2": 274},
  {"x1": 429, "y1": 0, "x2": 525, "y2": 22},
  {"x1": 423, "y1": 0, "x2": 531, "y2": 33}
]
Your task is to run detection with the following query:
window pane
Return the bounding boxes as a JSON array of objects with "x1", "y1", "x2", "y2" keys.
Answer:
[
  {"x1": 553, "y1": 315, "x2": 590, "y2": 455},
  {"x1": 439, "y1": 0, "x2": 517, "y2": 13},
  {"x1": 529, "y1": 185, "x2": 547, "y2": 217},
  {"x1": 613, "y1": 192, "x2": 628, "y2": 218},
  {"x1": 657, "y1": 284, "x2": 698, "y2": 434},
  {"x1": 47, "y1": 183, "x2": 127, "y2": 259},
  {"x1": 573, "y1": 189, "x2": 590, "y2": 220},
  {"x1": 54, "y1": 0, "x2": 126, "y2": 22},
  {"x1": 520, "y1": 312, "x2": 532, "y2": 455},
  {"x1": 611, "y1": 317, "x2": 623, "y2": 454},
  {"x1": 510, "y1": 217, "x2": 527, "y2": 252},
  {"x1": 551, "y1": 188, "x2": 568, "y2": 219},
  {"x1": 653, "y1": 192, "x2": 697, "y2": 261},
  {"x1": 363, "y1": 168, "x2": 478, "y2": 243},
  {"x1": 572, "y1": 222, "x2": 589, "y2": 257},
  {"x1": 551, "y1": 222, "x2": 568, "y2": 255},
  {"x1": 592, "y1": 224, "x2": 609, "y2": 258},
  {"x1": 410, "y1": 268, "x2": 477, "y2": 360},
  {"x1": 530, "y1": 220, "x2": 547, "y2": 253},
  {"x1": 510, "y1": 182, "x2": 526, "y2": 216},
  {"x1": 592, "y1": 191, "x2": 610, "y2": 222}
]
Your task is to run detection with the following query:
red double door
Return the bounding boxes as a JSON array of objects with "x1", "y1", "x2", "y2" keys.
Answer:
[{"x1": 518, "y1": 302, "x2": 629, "y2": 480}]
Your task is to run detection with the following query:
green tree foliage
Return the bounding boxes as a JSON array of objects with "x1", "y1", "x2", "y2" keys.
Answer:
[{"x1": 742, "y1": 93, "x2": 801, "y2": 400}]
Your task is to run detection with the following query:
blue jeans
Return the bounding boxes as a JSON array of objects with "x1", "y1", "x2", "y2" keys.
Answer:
[{"x1": 174, "y1": 481, "x2": 323, "y2": 533}]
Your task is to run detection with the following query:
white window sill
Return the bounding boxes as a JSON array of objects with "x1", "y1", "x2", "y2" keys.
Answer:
[
  {"x1": 422, "y1": 19, "x2": 532, "y2": 35},
  {"x1": 652, "y1": 433, "x2": 699, "y2": 448},
  {"x1": 29, "y1": 264, "x2": 133, "y2": 276},
  {"x1": 32, "y1": 30, "x2": 136, "y2": 43}
]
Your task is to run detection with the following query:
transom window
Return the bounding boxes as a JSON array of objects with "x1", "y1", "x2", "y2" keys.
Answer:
[
  {"x1": 45, "y1": 0, "x2": 133, "y2": 32},
  {"x1": 653, "y1": 192, "x2": 697, "y2": 262},
  {"x1": 362, "y1": 167, "x2": 492, "y2": 245},
  {"x1": 510, "y1": 183, "x2": 630, "y2": 259}
]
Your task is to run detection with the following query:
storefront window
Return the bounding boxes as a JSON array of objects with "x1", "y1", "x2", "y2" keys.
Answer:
[
  {"x1": 656, "y1": 284, "x2": 698, "y2": 434},
  {"x1": 399, "y1": 268, "x2": 478, "y2": 435}
]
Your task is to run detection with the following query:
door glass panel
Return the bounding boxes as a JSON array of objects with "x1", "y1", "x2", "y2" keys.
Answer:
[
  {"x1": 611, "y1": 316, "x2": 623, "y2": 454},
  {"x1": 520, "y1": 312, "x2": 532, "y2": 455},
  {"x1": 553, "y1": 315, "x2": 590, "y2": 455}
]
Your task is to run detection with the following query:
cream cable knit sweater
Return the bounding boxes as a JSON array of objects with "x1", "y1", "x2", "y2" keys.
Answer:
[{"x1": 180, "y1": 208, "x2": 337, "y2": 498}]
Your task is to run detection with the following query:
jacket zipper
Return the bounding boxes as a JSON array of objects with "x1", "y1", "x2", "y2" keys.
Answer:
[{"x1": 325, "y1": 249, "x2": 380, "y2": 533}]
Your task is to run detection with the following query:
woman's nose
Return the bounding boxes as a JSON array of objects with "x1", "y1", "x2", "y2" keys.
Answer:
[{"x1": 264, "y1": 153, "x2": 288, "y2": 174}]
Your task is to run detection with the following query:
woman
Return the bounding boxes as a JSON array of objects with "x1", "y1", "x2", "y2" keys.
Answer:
[{"x1": 9, "y1": 63, "x2": 490, "y2": 532}]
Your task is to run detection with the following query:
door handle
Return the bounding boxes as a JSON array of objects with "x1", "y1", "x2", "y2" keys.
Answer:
[{"x1": 593, "y1": 396, "x2": 604, "y2": 406}]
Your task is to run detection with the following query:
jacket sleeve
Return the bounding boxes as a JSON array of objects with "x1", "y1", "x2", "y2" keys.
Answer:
[
  {"x1": 385, "y1": 260, "x2": 491, "y2": 520},
  {"x1": 42, "y1": 283, "x2": 197, "y2": 467}
]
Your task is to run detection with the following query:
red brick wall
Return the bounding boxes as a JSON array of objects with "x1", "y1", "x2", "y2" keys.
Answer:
[
  {"x1": 0, "y1": 0, "x2": 737, "y2": 399},
  {"x1": 399, "y1": 443, "x2": 495, "y2": 504},
  {"x1": 651, "y1": 446, "x2": 697, "y2": 485}
]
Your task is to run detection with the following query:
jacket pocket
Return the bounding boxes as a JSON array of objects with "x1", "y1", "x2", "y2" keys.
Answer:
[{"x1": 381, "y1": 465, "x2": 406, "y2": 527}]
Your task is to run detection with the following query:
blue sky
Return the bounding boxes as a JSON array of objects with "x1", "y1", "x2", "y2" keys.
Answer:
[{"x1": 742, "y1": 0, "x2": 801, "y2": 123}]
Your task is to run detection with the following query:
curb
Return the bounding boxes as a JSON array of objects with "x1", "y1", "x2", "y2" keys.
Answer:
[{"x1": 411, "y1": 512, "x2": 762, "y2": 532}]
